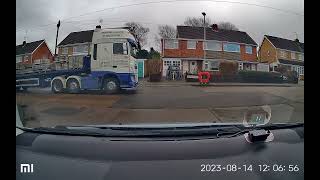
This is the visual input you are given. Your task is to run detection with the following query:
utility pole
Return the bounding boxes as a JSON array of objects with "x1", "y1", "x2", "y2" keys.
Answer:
[
  {"x1": 202, "y1": 12, "x2": 206, "y2": 70},
  {"x1": 54, "y1": 20, "x2": 61, "y2": 56}
]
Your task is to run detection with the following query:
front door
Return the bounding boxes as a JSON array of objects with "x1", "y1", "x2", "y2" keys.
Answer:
[{"x1": 190, "y1": 61, "x2": 197, "y2": 74}]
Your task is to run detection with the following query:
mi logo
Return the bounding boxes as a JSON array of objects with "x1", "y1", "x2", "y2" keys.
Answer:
[{"x1": 20, "y1": 164, "x2": 33, "y2": 173}]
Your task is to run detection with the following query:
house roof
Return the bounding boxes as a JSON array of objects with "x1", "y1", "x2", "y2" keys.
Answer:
[
  {"x1": 58, "y1": 30, "x2": 94, "y2": 46},
  {"x1": 265, "y1": 35, "x2": 304, "y2": 53},
  {"x1": 279, "y1": 59, "x2": 304, "y2": 66},
  {"x1": 16, "y1": 40, "x2": 44, "y2": 55},
  {"x1": 176, "y1": 26, "x2": 257, "y2": 45}
]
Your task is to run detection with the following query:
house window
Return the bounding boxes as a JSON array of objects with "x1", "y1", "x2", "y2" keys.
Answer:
[
  {"x1": 204, "y1": 61, "x2": 209, "y2": 70},
  {"x1": 280, "y1": 50, "x2": 286, "y2": 58},
  {"x1": 73, "y1": 45, "x2": 89, "y2": 55},
  {"x1": 238, "y1": 62, "x2": 243, "y2": 70},
  {"x1": 165, "y1": 40, "x2": 178, "y2": 49},
  {"x1": 205, "y1": 41, "x2": 222, "y2": 51},
  {"x1": 245, "y1": 45, "x2": 253, "y2": 54},
  {"x1": 208, "y1": 60, "x2": 220, "y2": 71},
  {"x1": 164, "y1": 60, "x2": 173, "y2": 66},
  {"x1": 298, "y1": 54, "x2": 304, "y2": 61},
  {"x1": 16, "y1": 56, "x2": 22, "y2": 63},
  {"x1": 291, "y1": 52, "x2": 296, "y2": 59},
  {"x1": 172, "y1": 60, "x2": 180, "y2": 66},
  {"x1": 61, "y1": 47, "x2": 68, "y2": 55},
  {"x1": 223, "y1": 43, "x2": 240, "y2": 52},
  {"x1": 113, "y1": 43, "x2": 128, "y2": 55},
  {"x1": 187, "y1": 40, "x2": 196, "y2": 49}
]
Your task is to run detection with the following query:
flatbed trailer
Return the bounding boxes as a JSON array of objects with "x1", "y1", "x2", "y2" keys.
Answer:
[{"x1": 16, "y1": 27, "x2": 139, "y2": 94}]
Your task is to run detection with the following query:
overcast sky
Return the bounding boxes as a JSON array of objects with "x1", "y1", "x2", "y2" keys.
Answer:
[{"x1": 16, "y1": 0, "x2": 304, "y2": 52}]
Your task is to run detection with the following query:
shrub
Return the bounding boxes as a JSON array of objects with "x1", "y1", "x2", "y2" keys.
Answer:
[{"x1": 219, "y1": 61, "x2": 238, "y2": 76}]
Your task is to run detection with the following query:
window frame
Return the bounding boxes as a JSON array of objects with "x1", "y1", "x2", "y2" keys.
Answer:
[
  {"x1": 61, "y1": 47, "x2": 68, "y2": 55},
  {"x1": 73, "y1": 44, "x2": 89, "y2": 55},
  {"x1": 238, "y1": 62, "x2": 243, "y2": 70},
  {"x1": 204, "y1": 41, "x2": 222, "y2": 51},
  {"x1": 113, "y1": 42, "x2": 128, "y2": 55},
  {"x1": 280, "y1": 50, "x2": 286, "y2": 58},
  {"x1": 164, "y1": 39, "x2": 178, "y2": 49},
  {"x1": 207, "y1": 60, "x2": 220, "y2": 71},
  {"x1": 16, "y1": 56, "x2": 22, "y2": 63},
  {"x1": 187, "y1": 40, "x2": 197, "y2": 49},
  {"x1": 245, "y1": 45, "x2": 253, "y2": 54},
  {"x1": 223, "y1": 43, "x2": 240, "y2": 53},
  {"x1": 291, "y1": 52, "x2": 296, "y2": 60}
]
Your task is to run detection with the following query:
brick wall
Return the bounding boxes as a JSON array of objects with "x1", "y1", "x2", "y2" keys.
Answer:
[
  {"x1": 259, "y1": 38, "x2": 277, "y2": 63},
  {"x1": 32, "y1": 42, "x2": 53, "y2": 63},
  {"x1": 240, "y1": 45, "x2": 257, "y2": 62},
  {"x1": 163, "y1": 39, "x2": 204, "y2": 58}
]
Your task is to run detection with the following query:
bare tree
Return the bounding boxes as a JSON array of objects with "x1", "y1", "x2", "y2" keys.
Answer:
[
  {"x1": 183, "y1": 17, "x2": 239, "y2": 31},
  {"x1": 158, "y1": 25, "x2": 176, "y2": 39},
  {"x1": 154, "y1": 25, "x2": 176, "y2": 50},
  {"x1": 124, "y1": 22, "x2": 150, "y2": 47},
  {"x1": 217, "y1": 22, "x2": 239, "y2": 31},
  {"x1": 183, "y1": 17, "x2": 212, "y2": 27}
]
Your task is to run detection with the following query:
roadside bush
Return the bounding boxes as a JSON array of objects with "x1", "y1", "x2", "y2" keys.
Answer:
[
  {"x1": 238, "y1": 70, "x2": 283, "y2": 83},
  {"x1": 219, "y1": 61, "x2": 238, "y2": 76}
]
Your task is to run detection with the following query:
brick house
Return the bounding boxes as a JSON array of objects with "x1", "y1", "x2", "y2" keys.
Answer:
[
  {"x1": 57, "y1": 30, "x2": 94, "y2": 60},
  {"x1": 16, "y1": 40, "x2": 53, "y2": 68},
  {"x1": 161, "y1": 25, "x2": 258, "y2": 76},
  {"x1": 258, "y1": 35, "x2": 304, "y2": 76}
]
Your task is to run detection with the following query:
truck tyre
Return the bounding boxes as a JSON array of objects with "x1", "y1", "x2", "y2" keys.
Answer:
[
  {"x1": 66, "y1": 79, "x2": 80, "y2": 94},
  {"x1": 51, "y1": 79, "x2": 64, "y2": 93},
  {"x1": 103, "y1": 78, "x2": 119, "y2": 94}
]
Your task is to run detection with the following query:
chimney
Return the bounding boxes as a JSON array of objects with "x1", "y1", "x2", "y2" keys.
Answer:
[
  {"x1": 22, "y1": 41, "x2": 26, "y2": 46},
  {"x1": 211, "y1": 24, "x2": 218, "y2": 32}
]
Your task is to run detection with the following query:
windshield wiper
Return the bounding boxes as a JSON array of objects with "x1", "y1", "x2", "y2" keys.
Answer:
[{"x1": 17, "y1": 123, "x2": 303, "y2": 138}]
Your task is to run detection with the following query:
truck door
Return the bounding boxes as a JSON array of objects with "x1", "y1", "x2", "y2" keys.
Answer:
[
  {"x1": 91, "y1": 43, "x2": 113, "y2": 71},
  {"x1": 112, "y1": 42, "x2": 130, "y2": 72}
]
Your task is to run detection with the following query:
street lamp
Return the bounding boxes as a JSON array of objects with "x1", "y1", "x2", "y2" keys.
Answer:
[
  {"x1": 202, "y1": 12, "x2": 206, "y2": 70},
  {"x1": 54, "y1": 20, "x2": 61, "y2": 56}
]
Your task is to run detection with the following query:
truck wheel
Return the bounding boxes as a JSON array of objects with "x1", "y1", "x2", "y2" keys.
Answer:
[
  {"x1": 103, "y1": 78, "x2": 119, "y2": 94},
  {"x1": 67, "y1": 79, "x2": 80, "y2": 94},
  {"x1": 52, "y1": 79, "x2": 64, "y2": 93}
]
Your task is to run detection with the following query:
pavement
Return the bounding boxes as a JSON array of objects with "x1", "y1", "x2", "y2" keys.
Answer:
[
  {"x1": 139, "y1": 78, "x2": 303, "y2": 87},
  {"x1": 16, "y1": 82, "x2": 304, "y2": 128}
]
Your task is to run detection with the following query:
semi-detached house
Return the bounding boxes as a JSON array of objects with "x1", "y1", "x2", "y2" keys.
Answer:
[
  {"x1": 16, "y1": 40, "x2": 54, "y2": 69},
  {"x1": 161, "y1": 25, "x2": 258, "y2": 76},
  {"x1": 259, "y1": 35, "x2": 304, "y2": 77}
]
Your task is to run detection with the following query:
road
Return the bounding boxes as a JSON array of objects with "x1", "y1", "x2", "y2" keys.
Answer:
[{"x1": 16, "y1": 84, "x2": 304, "y2": 128}]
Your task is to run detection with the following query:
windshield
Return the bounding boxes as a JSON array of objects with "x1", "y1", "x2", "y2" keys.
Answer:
[{"x1": 16, "y1": 0, "x2": 303, "y2": 129}]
